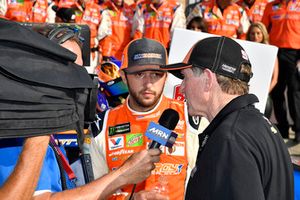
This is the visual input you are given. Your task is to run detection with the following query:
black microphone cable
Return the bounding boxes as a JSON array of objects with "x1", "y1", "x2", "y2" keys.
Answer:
[{"x1": 128, "y1": 184, "x2": 137, "y2": 200}]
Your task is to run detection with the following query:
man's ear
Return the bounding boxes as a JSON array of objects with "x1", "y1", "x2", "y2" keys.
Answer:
[
  {"x1": 203, "y1": 69, "x2": 214, "y2": 91},
  {"x1": 119, "y1": 70, "x2": 128, "y2": 85}
]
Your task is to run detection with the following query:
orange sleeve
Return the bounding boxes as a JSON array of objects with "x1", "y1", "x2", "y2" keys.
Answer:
[
  {"x1": 261, "y1": 3, "x2": 271, "y2": 32},
  {"x1": 133, "y1": 30, "x2": 143, "y2": 40},
  {"x1": 100, "y1": 36, "x2": 113, "y2": 57},
  {"x1": 238, "y1": 33, "x2": 247, "y2": 40}
]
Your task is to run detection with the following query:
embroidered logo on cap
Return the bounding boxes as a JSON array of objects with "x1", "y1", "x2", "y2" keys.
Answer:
[
  {"x1": 133, "y1": 53, "x2": 162, "y2": 60},
  {"x1": 241, "y1": 50, "x2": 249, "y2": 60},
  {"x1": 221, "y1": 64, "x2": 236, "y2": 74}
]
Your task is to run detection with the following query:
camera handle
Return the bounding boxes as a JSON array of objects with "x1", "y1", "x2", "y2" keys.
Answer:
[{"x1": 76, "y1": 121, "x2": 95, "y2": 184}]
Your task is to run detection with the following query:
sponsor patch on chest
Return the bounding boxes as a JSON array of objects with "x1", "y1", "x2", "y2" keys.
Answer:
[
  {"x1": 108, "y1": 136, "x2": 125, "y2": 150},
  {"x1": 109, "y1": 122, "x2": 131, "y2": 136},
  {"x1": 126, "y1": 133, "x2": 144, "y2": 147}
]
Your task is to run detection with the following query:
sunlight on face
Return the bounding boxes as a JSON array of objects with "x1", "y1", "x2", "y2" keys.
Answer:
[{"x1": 180, "y1": 68, "x2": 206, "y2": 116}]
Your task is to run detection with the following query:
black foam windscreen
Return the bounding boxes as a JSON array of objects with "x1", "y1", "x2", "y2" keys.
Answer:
[{"x1": 158, "y1": 108, "x2": 180, "y2": 130}]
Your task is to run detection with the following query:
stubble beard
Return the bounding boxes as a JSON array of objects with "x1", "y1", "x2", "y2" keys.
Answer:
[{"x1": 128, "y1": 88, "x2": 163, "y2": 110}]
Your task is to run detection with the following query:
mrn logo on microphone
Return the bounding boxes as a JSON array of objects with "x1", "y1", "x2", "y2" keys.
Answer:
[{"x1": 145, "y1": 122, "x2": 177, "y2": 148}]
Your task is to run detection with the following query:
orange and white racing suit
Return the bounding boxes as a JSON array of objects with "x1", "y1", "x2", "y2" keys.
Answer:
[
  {"x1": 132, "y1": 0, "x2": 186, "y2": 49},
  {"x1": 93, "y1": 95, "x2": 200, "y2": 200},
  {"x1": 78, "y1": 1, "x2": 105, "y2": 69},
  {"x1": 187, "y1": 0, "x2": 250, "y2": 39},
  {"x1": 5, "y1": 0, "x2": 32, "y2": 22},
  {"x1": 262, "y1": 0, "x2": 300, "y2": 49},
  {"x1": 261, "y1": 0, "x2": 300, "y2": 138},
  {"x1": 97, "y1": 1, "x2": 135, "y2": 60},
  {"x1": 55, "y1": 0, "x2": 83, "y2": 22},
  {"x1": 57, "y1": 0, "x2": 77, "y2": 8},
  {"x1": 237, "y1": 0, "x2": 269, "y2": 23},
  {"x1": 79, "y1": 1, "x2": 103, "y2": 50},
  {"x1": 30, "y1": 0, "x2": 48, "y2": 23}
]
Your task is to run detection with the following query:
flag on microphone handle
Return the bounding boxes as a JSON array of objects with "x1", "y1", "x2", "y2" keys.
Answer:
[{"x1": 145, "y1": 122, "x2": 178, "y2": 148}]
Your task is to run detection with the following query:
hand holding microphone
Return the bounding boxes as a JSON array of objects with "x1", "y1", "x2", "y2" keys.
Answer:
[
  {"x1": 142, "y1": 109, "x2": 180, "y2": 198},
  {"x1": 118, "y1": 148, "x2": 162, "y2": 185}
]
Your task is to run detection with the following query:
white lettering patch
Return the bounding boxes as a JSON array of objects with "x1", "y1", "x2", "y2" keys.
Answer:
[
  {"x1": 221, "y1": 64, "x2": 236, "y2": 74},
  {"x1": 133, "y1": 53, "x2": 162, "y2": 60}
]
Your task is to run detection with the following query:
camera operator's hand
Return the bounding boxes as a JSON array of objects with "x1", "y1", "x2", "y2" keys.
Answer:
[
  {"x1": 118, "y1": 149, "x2": 161, "y2": 185},
  {"x1": 70, "y1": 149, "x2": 162, "y2": 200}
]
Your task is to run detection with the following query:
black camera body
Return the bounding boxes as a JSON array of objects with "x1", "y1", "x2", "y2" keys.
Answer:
[
  {"x1": 20, "y1": 22, "x2": 97, "y2": 124},
  {"x1": 0, "y1": 19, "x2": 96, "y2": 138}
]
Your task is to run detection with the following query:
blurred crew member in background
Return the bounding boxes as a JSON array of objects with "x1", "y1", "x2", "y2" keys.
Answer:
[
  {"x1": 187, "y1": 16, "x2": 208, "y2": 32},
  {"x1": 132, "y1": 0, "x2": 186, "y2": 51},
  {"x1": 262, "y1": 0, "x2": 300, "y2": 142},
  {"x1": 78, "y1": 0, "x2": 104, "y2": 69},
  {"x1": 97, "y1": 0, "x2": 136, "y2": 61},
  {"x1": 236, "y1": 0, "x2": 269, "y2": 23},
  {"x1": 187, "y1": 0, "x2": 250, "y2": 39},
  {"x1": 5, "y1": 0, "x2": 32, "y2": 22},
  {"x1": 246, "y1": 22, "x2": 279, "y2": 119}
]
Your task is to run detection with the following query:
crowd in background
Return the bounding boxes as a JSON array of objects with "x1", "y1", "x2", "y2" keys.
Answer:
[{"x1": 0, "y1": 0, "x2": 299, "y2": 141}]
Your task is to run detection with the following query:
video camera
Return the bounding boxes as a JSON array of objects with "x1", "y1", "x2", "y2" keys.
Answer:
[
  {"x1": 0, "y1": 19, "x2": 97, "y2": 138},
  {"x1": 20, "y1": 22, "x2": 97, "y2": 124}
]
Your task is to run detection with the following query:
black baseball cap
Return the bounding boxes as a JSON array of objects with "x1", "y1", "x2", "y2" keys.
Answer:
[
  {"x1": 120, "y1": 38, "x2": 168, "y2": 73},
  {"x1": 52, "y1": 6, "x2": 76, "y2": 23},
  {"x1": 161, "y1": 36, "x2": 253, "y2": 82}
]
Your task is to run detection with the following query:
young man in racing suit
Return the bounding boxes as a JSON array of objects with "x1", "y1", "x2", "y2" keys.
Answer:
[{"x1": 92, "y1": 38, "x2": 207, "y2": 199}]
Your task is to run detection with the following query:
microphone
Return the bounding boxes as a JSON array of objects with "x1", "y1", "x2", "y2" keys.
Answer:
[{"x1": 145, "y1": 109, "x2": 179, "y2": 149}]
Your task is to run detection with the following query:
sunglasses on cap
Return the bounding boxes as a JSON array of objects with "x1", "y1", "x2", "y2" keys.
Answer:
[{"x1": 48, "y1": 26, "x2": 85, "y2": 45}]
